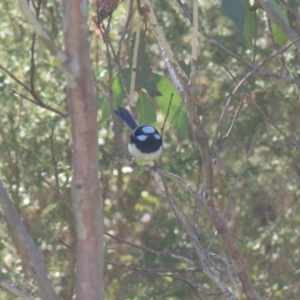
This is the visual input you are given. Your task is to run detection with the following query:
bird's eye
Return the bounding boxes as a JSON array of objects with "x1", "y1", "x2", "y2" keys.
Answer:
[{"x1": 141, "y1": 126, "x2": 155, "y2": 134}]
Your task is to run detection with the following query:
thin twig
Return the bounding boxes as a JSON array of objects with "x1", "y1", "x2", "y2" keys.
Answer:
[
  {"x1": 249, "y1": 98, "x2": 300, "y2": 150},
  {"x1": 17, "y1": 0, "x2": 67, "y2": 65},
  {"x1": 41, "y1": 130, "x2": 71, "y2": 209},
  {"x1": 8, "y1": 86, "x2": 67, "y2": 119},
  {"x1": 101, "y1": 25, "x2": 131, "y2": 161},
  {"x1": 108, "y1": 39, "x2": 130, "y2": 101},
  {"x1": 0, "y1": 64, "x2": 32, "y2": 94},
  {"x1": 98, "y1": 145, "x2": 203, "y2": 201},
  {"x1": 258, "y1": 0, "x2": 300, "y2": 51},
  {"x1": 105, "y1": 231, "x2": 197, "y2": 266},
  {"x1": 209, "y1": 253, "x2": 237, "y2": 297},
  {"x1": 9, "y1": 89, "x2": 39, "y2": 105},
  {"x1": 56, "y1": 237, "x2": 76, "y2": 251},
  {"x1": 105, "y1": 260, "x2": 204, "y2": 299},
  {"x1": 49, "y1": 127, "x2": 60, "y2": 194},
  {"x1": 212, "y1": 64, "x2": 246, "y2": 162},
  {"x1": 160, "y1": 177, "x2": 236, "y2": 299},
  {"x1": 207, "y1": 133, "x2": 257, "y2": 251},
  {"x1": 280, "y1": 0, "x2": 300, "y2": 19},
  {"x1": 217, "y1": 61, "x2": 300, "y2": 153},
  {"x1": 30, "y1": 31, "x2": 37, "y2": 96},
  {"x1": 192, "y1": 196, "x2": 202, "y2": 238},
  {"x1": 189, "y1": 0, "x2": 198, "y2": 89},
  {"x1": 116, "y1": 0, "x2": 134, "y2": 60},
  {"x1": 129, "y1": 13, "x2": 142, "y2": 108},
  {"x1": 176, "y1": 0, "x2": 300, "y2": 84},
  {"x1": 41, "y1": 178, "x2": 71, "y2": 211},
  {"x1": 211, "y1": 39, "x2": 300, "y2": 152},
  {"x1": 105, "y1": 260, "x2": 200, "y2": 274},
  {"x1": 29, "y1": 0, "x2": 42, "y2": 97}
]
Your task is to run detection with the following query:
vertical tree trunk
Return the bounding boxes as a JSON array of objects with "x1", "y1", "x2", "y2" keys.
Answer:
[{"x1": 62, "y1": 1, "x2": 104, "y2": 299}]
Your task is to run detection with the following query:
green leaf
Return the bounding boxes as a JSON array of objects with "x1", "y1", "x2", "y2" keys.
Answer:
[
  {"x1": 111, "y1": 69, "x2": 129, "y2": 105},
  {"x1": 102, "y1": 99, "x2": 112, "y2": 121},
  {"x1": 221, "y1": 0, "x2": 247, "y2": 33},
  {"x1": 269, "y1": 0, "x2": 289, "y2": 25},
  {"x1": 269, "y1": 0, "x2": 289, "y2": 45},
  {"x1": 98, "y1": 69, "x2": 130, "y2": 124},
  {"x1": 136, "y1": 91, "x2": 157, "y2": 125},
  {"x1": 96, "y1": 97, "x2": 106, "y2": 108},
  {"x1": 98, "y1": 99, "x2": 112, "y2": 125},
  {"x1": 130, "y1": 31, "x2": 162, "y2": 96},
  {"x1": 244, "y1": 10, "x2": 255, "y2": 47},
  {"x1": 97, "y1": 96, "x2": 110, "y2": 125},
  {"x1": 153, "y1": 74, "x2": 188, "y2": 137},
  {"x1": 271, "y1": 23, "x2": 288, "y2": 45},
  {"x1": 99, "y1": 69, "x2": 188, "y2": 137}
]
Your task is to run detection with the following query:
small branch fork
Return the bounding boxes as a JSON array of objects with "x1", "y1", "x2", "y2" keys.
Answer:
[
  {"x1": 0, "y1": 65, "x2": 67, "y2": 118},
  {"x1": 0, "y1": 0, "x2": 74, "y2": 118}
]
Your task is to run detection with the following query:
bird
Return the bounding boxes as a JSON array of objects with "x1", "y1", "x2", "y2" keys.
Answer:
[{"x1": 114, "y1": 107, "x2": 163, "y2": 161}]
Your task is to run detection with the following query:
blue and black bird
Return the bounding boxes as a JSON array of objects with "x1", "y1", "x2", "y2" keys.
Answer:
[{"x1": 114, "y1": 107, "x2": 163, "y2": 161}]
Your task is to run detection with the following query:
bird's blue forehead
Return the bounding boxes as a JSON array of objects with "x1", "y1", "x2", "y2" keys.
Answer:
[{"x1": 141, "y1": 126, "x2": 155, "y2": 134}]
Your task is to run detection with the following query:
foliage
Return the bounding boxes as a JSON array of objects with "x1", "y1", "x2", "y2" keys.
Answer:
[{"x1": 1, "y1": 0, "x2": 300, "y2": 299}]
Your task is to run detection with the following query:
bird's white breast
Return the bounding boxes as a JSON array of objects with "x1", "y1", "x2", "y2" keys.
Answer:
[{"x1": 128, "y1": 143, "x2": 163, "y2": 161}]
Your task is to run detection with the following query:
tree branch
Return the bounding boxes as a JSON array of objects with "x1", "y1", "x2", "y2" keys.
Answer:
[
  {"x1": 0, "y1": 275, "x2": 33, "y2": 300},
  {"x1": 146, "y1": 2, "x2": 262, "y2": 299},
  {"x1": 0, "y1": 179, "x2": 59, "y2": 300},
  {"x1": 176, "y1": 0, "x2": 300, "y2": 83},
  {"x1": 258, "y1": 0, "x2": 300, "y2": 51},
  {"x1": 17, "y1": 0, "x2": 65, "y2": 59}
]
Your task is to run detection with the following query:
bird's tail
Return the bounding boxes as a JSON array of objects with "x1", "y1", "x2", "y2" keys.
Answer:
[{"x1": 114, "y1": 107, "x2": 138, "y2": 130}]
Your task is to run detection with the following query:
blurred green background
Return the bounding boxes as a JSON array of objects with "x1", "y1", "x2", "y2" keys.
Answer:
[{"x1": 1, "y1": 0, "x2": 300, "y2": 299}]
